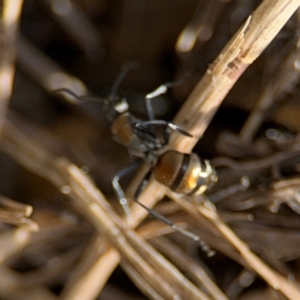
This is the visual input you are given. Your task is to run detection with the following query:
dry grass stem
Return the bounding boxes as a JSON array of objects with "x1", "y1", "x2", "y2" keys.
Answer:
[
  {"x1": 0, "y1": 227, "x2": 32, "y2": 263},
  {"x1": 129, "y1": 0, "x2": 300, "y2": 233},
  {"x1": 0, "y1": 195, "x2": 32, "y2": 216},
  {"x1": 120, "y1": 259, "x2": 165, "y2": 300},
  {"x1": 240, "y1": 42, "x2": 300, "y2": 142},
  {"x1": 62, "y1": 248, "x2": 120, "y2": 300},
  {"x1": 0, "y1": 0, "x2": 23, "y2": 138},
  {"x1": 40, "y1": 0, "x2": 103, "y2": 59},
  {"x1": 172, "y1": 0, "x2": 300, "y2": 151},
  {"x1": 0, "y1": 195, "x2": 38, "y2": 229},
  {"x1": 60, "y1": 235, "x2": 108, "y2": 299},
  {"x1": 17, "y1": 36, "x2": 88, "y2": 96},
  {"x1": 150, "y1": 237, "x2": 228, "y2": 300},
  {"x1": 1, "y1": 118, "x2": 211, "y2": 299},
  {"x1": 123, "y1": 229, "x2": 210, "y2": 299},
  {"x1": 160, "y1": 10, "x2": 300, "y2": 293},
  {"x1": 168, "y1": 191, "x2": 300, "y2": 300},
  {"x1": 2, "y1": 0, "x2": 300, "y2": 299},
  {"x1": 0, "y1": 266, "x2": 58, "y2": 300},
  {"x1": 175, "y1": 1, "x2": 226, "y2": 53}
]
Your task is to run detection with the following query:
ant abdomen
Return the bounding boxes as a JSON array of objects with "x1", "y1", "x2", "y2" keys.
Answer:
[{"x1": 153, "y1": 150, "x2": 217, "y2": 195}]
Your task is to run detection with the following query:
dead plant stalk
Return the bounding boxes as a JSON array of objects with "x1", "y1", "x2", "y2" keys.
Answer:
[{"x1": 0, "y1": 0, "x2": 23, "y2": 137}]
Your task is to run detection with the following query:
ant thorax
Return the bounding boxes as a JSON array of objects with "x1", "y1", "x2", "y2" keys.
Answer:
[
  {"x1": 111, "y1": 112, "x2": 149, "y2": 158},
  {"x1": 110, "y1": 102, "x2": 173, "y2": 161}
]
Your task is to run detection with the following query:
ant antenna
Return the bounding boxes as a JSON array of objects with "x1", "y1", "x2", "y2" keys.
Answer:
[
  {"x1": 52, "y1": 88, "x2": 104, "y2": 104},
  {"x1": 53, "y1": 62, "x2": 139, "y2": 104},
  {"x1": 111, "y1": 62, "x2": 139, "y2": 98}
]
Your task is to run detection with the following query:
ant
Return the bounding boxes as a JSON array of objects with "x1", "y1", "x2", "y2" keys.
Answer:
[{"x1": 54, "y1": 64, "x2": 218, "y2": 255}]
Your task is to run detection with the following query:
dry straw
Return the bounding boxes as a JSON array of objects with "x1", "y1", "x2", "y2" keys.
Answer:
[{"x1": 1, "y1": 0, "x2": 300, "y2": 299}]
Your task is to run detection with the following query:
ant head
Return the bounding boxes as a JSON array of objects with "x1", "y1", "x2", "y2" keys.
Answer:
[
  {"x1": 103, "y1": 95, "x2": 129, "y2": 121},
  {"x1": 102, "y1": 62, "x2": 137, "y2": 121},
  {"x1": 107, "y1": 95, "x2": 129, "y2": 113}
]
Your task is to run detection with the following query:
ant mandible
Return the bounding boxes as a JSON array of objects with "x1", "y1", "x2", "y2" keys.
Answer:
[{"x1": 54, "y1": 64, "x2": 218, "y2": 255}]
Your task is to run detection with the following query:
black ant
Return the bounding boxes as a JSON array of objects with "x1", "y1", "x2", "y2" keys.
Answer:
[{"x1": 54, "y1": 64, "x2": 217, "y2": 254}]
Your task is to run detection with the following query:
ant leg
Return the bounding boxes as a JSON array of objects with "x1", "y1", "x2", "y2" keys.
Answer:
[
  {"x1": 112, "y1": 161, "x2": 142, "y2": 221},
  {"x1": 145, "y1": 85, "x2": 167, "y2": 120},
  {"x1": 135, "y1": 120, "x2": 193, "y2": 137},
  {"x1": 134, "y1": 170, "x2": 152, "y2": 200},
  {"x1": 133, "y1": 174, "x2": 215, "y2": 256},
  {"x1": 144, "y1": 75, "x2": 189, "y2": 120}
]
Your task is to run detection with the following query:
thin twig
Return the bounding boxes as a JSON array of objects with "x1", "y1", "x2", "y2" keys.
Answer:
[
  {"x1": 0, "y1": 227, "x2": 32, "y2": 264},
  {"x1": 0, "y1": 0, "x2": 23, "y2": 138},
  {"x1": 120, "y1": 258, "x2": 165, "y2": 300},
  {"x1": 0, "y1": 195, "x2": 32, "y2": 217},
  {"x1": 0, "y1": 195, "x2": 38, "y2": 229},
  {"x1": 167, "y1": 191, "x2": 300, "y2": 300},
  {"x1": 0, "y1": 266, "x2": 58, "y2": 300},
  {"x1": 150, "y1": 237, "x2": 228, "y2": 300},
  {"x1": 17, "y1": 36, "x2": 88, "y2": 96},
  {"x1": 172, "y1": 0, "x2": 300, "y2": 151},
  {"x1": 9, "y1": 1, "x2": 300, "y2": 299},
  {"x1": 61, "y1": 248, "x2": 120, "y2": 300},
  {"x1": 175, "y1": 1, "x2": 226, "y2": 53},
  {"x1": 98, "y1": 1, "x2": 300, "y2": 297},
  {"x1": 40, "y1": 0, "x2": 103, "y2": 59},
  {"x1": 130, "y1": 0, "x2": 300, "y2": 225},
  {"x1": 240, "y1": 40, "x2": 300, "y2": 142},
  {"x1": 1, "y1": 118, "x2": 210, "y2": 300}
]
